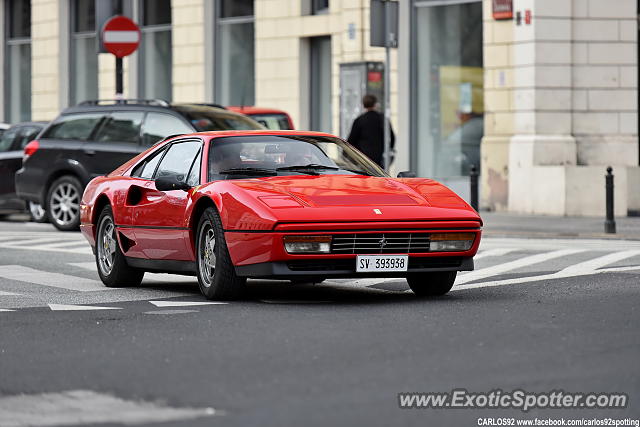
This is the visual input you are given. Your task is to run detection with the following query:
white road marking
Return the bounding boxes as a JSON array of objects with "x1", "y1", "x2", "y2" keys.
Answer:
[
  {"x1": 68, "y1": 262, "x2": 197, "y2": 283},
  {"x1": 478, "y1": 237, "x2": 640, "y2": 251},
  {"x1": 40, "y1": 240, "x2": 91, "y2": 249},
  {"x1": 144, "y1": 309, "x2": 200, "y2": 315},
  {"x1": 454, "y1": 250, "x2": 640, "y2": 291},
  {"x1": 560, "y1": 250, "x2": 640, "y2": 274},
  {"x1": 149, "y1": 300, "x2": 227, "y2": 307},
  {"x1": 0, "y1": 265, "x2": 106, "y2": 292},
  {"x1": 48, "y1": 304, "x2": 122, "y2": 311},
  {"x1": 455, "y1": 249, "x2": 585, "y2": 285},
  {"x1": 0, "y1": 290, "x2": 20, "y2": 296},
  {"x1": 0, "y1": 308, "x2": 16, "y2": 312},
  {"x1": 0, "y1": 390, "x2": 215, "y2": 426},
  {"x1": 474, "y1": 248, "x2": 514, "y2": 260}
]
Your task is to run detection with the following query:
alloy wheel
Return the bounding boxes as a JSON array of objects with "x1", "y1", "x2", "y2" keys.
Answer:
[
  {"x1": 50, "y1": 182, "x2": 79, "y2": 226},
  {"x1": 199, "y1": 225, "x2": 216, "y2": 287},
  {"x1": 97, "y1": 216, "x2": 117, "y2": 276}
]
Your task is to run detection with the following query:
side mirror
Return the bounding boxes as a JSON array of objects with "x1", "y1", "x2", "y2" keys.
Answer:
[
  {"x1": 397, "y1": 171, "x2": 417, "y2": 178},
  {"x1": 155, "y1": 174, "x2": 191, "y2": 192}
]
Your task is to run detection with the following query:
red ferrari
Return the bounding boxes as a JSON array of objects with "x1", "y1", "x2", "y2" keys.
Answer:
[{"x1": 80, "y1": 130, "x2": 482, "y2": 300}]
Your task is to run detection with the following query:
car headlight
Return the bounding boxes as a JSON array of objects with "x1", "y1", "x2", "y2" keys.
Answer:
[
  {"x1": 283, "y1": 236, "x2": 332, "y2": 254},
  {"x1": 430, "y1": 233, "x2": 475, "y2": 252}
]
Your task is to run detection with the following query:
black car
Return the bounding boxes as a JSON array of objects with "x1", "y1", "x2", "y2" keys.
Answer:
[
  {"x1": 0, "y1": 121, "x2": 48, "y2": 220},
  {"x1": 15, "y1": 100, "x2": 262, "y2": 231}
]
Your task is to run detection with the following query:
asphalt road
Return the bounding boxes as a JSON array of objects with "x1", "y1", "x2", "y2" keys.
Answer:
[{"x1": 0, "y1": 220, "x2": 639, "y2": 427}]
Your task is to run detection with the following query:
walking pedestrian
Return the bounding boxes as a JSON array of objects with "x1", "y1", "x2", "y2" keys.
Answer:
[{"x1": 347, "y1": 94, "x2": 395, "y2": 169}]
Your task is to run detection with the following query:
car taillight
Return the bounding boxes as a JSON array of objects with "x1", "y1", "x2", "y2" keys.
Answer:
[{"x1": 23, "y1": 140, "x2": 39, "y2": 162}]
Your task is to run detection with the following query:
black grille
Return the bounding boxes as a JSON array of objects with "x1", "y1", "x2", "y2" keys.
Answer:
[{"x1": 330, "y1": 233, "x2": 430, "y2": 254}]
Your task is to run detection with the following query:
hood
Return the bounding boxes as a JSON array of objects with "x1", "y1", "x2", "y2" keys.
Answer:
[{"x1": 211, "y1": 175, "x2": 481, "y2": 228}]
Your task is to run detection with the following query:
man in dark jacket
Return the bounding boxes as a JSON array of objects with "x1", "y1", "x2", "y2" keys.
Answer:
[{"x1": 347, "y1": 94, "x2": 395, "y2": 168}]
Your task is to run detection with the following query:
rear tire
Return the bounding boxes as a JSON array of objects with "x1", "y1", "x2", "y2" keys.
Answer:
[
  {"x1": 95, "y1": 205, "x2": 144, "y2": 287},
  {"x1": 29, "y1": 201, "x2": 48, "y2": 223},
  {"x1": 195, "y1": 207, "x2": 246, "y2": 300},
  {"x1": 47, "y1": 175, "x2": 83, "y2": 231},
  {"x1": 407, "y1": 271, "x2": 457, "y2": 297}
]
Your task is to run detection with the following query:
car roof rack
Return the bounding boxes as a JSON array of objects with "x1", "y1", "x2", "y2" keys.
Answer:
[{"x1": 77, "y1": 99, "x2": 171, "y2": 107}]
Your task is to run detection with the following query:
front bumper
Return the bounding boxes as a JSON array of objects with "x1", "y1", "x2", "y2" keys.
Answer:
[
  {"x1": 226, "y1": 220, "x2": 481, "y2": 278},
  {"x1": 234, "y1": 256, "x2": 474, "y2": 279}
]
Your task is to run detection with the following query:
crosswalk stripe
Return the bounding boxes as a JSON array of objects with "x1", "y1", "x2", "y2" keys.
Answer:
[
  {"x1": 560, "y1": 250, "x2": 640, "y2": 274},
  {"x1": 68, "y1": 262, "x2": 197, "y2": 283},
  {"x1": 454, "y1": 250, "x2": 640, "y2": 291},
  {"x1": 474, "y1": 248, "x2": 514, "y2": 260},
  {"x1": 48, "y1": 304, "x2": 121, "y2": 311},
  {"x1": 0, "y1": 265, "x2": 106, "y2": 292},
  {"x1": 0, "y1": 237, "x2": 69, "y2": 246},
  {"x1": 149, "y1": 301, "x2": 227, "y2": 307},
  {"x1": 39, "y1": 241, "x2": 90, "y2": 249},
  {"x1": 0, "y1": 290, "x2": 20, "y2": 296},
  {"x1": 455, "y1": 249, "x2": 585, "y2": 285},
  {"x1": 0, "y1": 308, "x2": 16, "y2": 312}
]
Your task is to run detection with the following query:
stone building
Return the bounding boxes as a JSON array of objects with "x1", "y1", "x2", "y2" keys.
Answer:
[{"x1": 1, "y1": 0, "x2": 637, "y2": 215}]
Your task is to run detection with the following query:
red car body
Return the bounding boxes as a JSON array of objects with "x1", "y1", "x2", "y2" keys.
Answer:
[
  {"x1": 80, "y1": 130, "x2": 481, "y2": 283},
  {"x1": 227, "y1": 106, "x2": 295, "y2": 130}
]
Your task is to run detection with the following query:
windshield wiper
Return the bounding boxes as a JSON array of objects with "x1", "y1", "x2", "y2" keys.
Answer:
[
  {"x1": 219, "y1": 167, "x2": 277, "y2": 176},
  {"x1": 342, "y1": 168, "x2": 375, "y2": 176},
  {"x1": 276, "y1": 164, "x2": 340, "y2": 175}
]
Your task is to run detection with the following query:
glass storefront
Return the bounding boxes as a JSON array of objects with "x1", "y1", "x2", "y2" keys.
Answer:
[
  {"x1": 139, "y1": 0, "x2": 172, "y2": 102},
  {"x1": 5, "y1": 0, "x2": 32, "y2": 123},
  {"x1": 70, "y1": 0, "x2": 98, "y2": 105},
  {"x1": 412, "y1": 0, "x2": 483, "y2": 179}
]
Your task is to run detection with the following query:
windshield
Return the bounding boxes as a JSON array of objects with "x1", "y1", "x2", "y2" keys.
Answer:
[
  {"x1": 176, "y1": 108, "x2": 263, "y2": 131},
  {"x1": 249, "y1": 114, "x2": 292, "y2": 130},
  {"x1": 208, "y1": 135, "x2": 387, "y2": 180}
]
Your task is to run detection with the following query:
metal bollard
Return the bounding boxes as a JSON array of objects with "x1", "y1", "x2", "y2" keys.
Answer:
[
  {"x1": 469, "y1": 164, "x2": 479, "y2": 212},
  {"x1": 605, "y1": 166, "x2": 616, "y2": 234}
]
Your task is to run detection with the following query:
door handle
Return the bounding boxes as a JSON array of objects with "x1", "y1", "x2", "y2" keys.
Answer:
[{"x1": 84, "y1": 149, "x2": 96, "y2": 156}]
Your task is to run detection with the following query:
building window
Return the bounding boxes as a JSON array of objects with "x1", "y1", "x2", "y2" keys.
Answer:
[
  {"x1": 303, "y1": 0, "x2": 329, "y2": 15},
  {"x1": 139, "y1": 0, "x2": 172, "y2": 102},
  {"x1": 309, "y1": 36, "x2": 332, "y2": 133},
  {"x1": 5, "y1": 0, "x2": 32, "y2": 122},
  {"x1": 411, "y1": 1, "x2": 483, "y2": 179},
  {"x1": 70, "y1": 0, "x2": 98, "y2": 105},
  {"x1": 215, "y1": 0, "x2": 254, "y2": 106}
]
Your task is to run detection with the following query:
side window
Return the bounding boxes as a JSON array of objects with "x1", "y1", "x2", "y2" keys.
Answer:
[
  {"x1": 137, "y1": 148, "x2": 167, "y2": 179},
  {"x1": 42, "y1": 113, "x2": 104, "y2": 140},
  {"x1": 186, "y1": 149, "x2": 202, "y2": 186},
  {"x1": 94, "y1": 112, "x2": 144, "y2": 144},
  {"x1": 154, "y1": 140, "x2": 201, "y2": 182},
  {"x1": 0, "y1": 128, "x2": 19, "y2": 152},
  {"x1": 14, "y1": 126, "x2": 42, "y2": 150},
  {"x1": 141, "y1": 113, "x2": 193, "y2": 146}
]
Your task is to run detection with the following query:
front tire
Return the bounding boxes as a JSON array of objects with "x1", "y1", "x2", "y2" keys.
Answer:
[
  {"x1": 47, "y1": 175, "x2": 82, "y2": 231},
  {"x1": 195, "y1": 207, "x2": 246, "y2": 300},
  {"x1": 407, "y1": 271, "x2": 457, "y2": 297},
  {"x1": 95, "y1": 205, "x2": 144, "y2": 287}
]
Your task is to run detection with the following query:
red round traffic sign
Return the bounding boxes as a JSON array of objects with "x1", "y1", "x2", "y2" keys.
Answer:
[{"x1": 101, "y1": 15, "x2": 140, "y2": 58}]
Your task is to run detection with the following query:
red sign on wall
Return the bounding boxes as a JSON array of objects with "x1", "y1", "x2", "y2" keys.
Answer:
[{"x1": 492, "y1": 0, "x2": 513, "y2": 20}]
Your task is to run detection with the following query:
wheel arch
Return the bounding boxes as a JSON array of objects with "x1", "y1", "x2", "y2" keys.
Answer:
[
  {"x1": 92, "y1": 194, "x2": 112, "y2": 227},
  {"x1": 189, "y1": 196, "x2": 221, "y2": 251},
  {"x1": 43, "y1": 169, "x2": 84, "y2": 203}
]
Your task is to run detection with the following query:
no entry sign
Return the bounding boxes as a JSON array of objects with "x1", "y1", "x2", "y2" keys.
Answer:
[{"x1": 101, "y1": 15, "x2": 140, "y2": 58}]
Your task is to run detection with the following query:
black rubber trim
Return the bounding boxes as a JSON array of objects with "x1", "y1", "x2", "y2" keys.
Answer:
[
  {"x1": 125, "y1": 256, "x2": 196, "y2": 275},
  {"x1": 224, "y1": 227, "x2": 481, "y2": 233},
  {"x1": 116, "y1": 224, "x2": 190, "y2": 230},
  {"x1": 234, "y1": 257, "x2": 474, "y2": 279}
]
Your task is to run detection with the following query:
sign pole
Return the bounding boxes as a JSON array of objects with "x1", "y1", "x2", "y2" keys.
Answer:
[
  {"x1": 383, "y1": 0, "x2": 391, "y2": 172},
  {"x1": 115, "y1": 57, "x2": 123, "y2": 100}
]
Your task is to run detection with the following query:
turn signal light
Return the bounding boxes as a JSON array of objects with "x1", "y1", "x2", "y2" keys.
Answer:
[
  {"x1": 430, "y1": 233, "x2": 475, "y2": 252},
  {"x1": 283, "y1": 235, "x2": 332, "y2": 254},
  {"x1": 23, "y1": 140, "x2": 39, "y2": 163}
]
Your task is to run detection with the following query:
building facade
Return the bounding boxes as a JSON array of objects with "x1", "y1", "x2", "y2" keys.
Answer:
[{"x1": 1, "y1": 0, "x2": 638, "y2": 216}]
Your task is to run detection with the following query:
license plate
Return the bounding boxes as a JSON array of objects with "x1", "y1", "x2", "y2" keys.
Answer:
[{"x1": 356, "y1": 255, "x2": 408, "y2": 272}]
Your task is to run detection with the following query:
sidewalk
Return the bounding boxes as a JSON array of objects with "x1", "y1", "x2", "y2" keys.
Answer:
[{"x1": 481, "y1": 212, "x2": 640, "y2": 240}]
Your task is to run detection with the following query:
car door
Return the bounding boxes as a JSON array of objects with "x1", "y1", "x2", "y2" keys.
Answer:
[
  {"x1": 132, "y1": 138, "x2": 202, "y2": 260},
  {"x1": 0, "y1": 126, "x2": 21, "y2": 207},
  {"x1": 84, "y1": 111, "x2": 146, "y2": 177}
]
